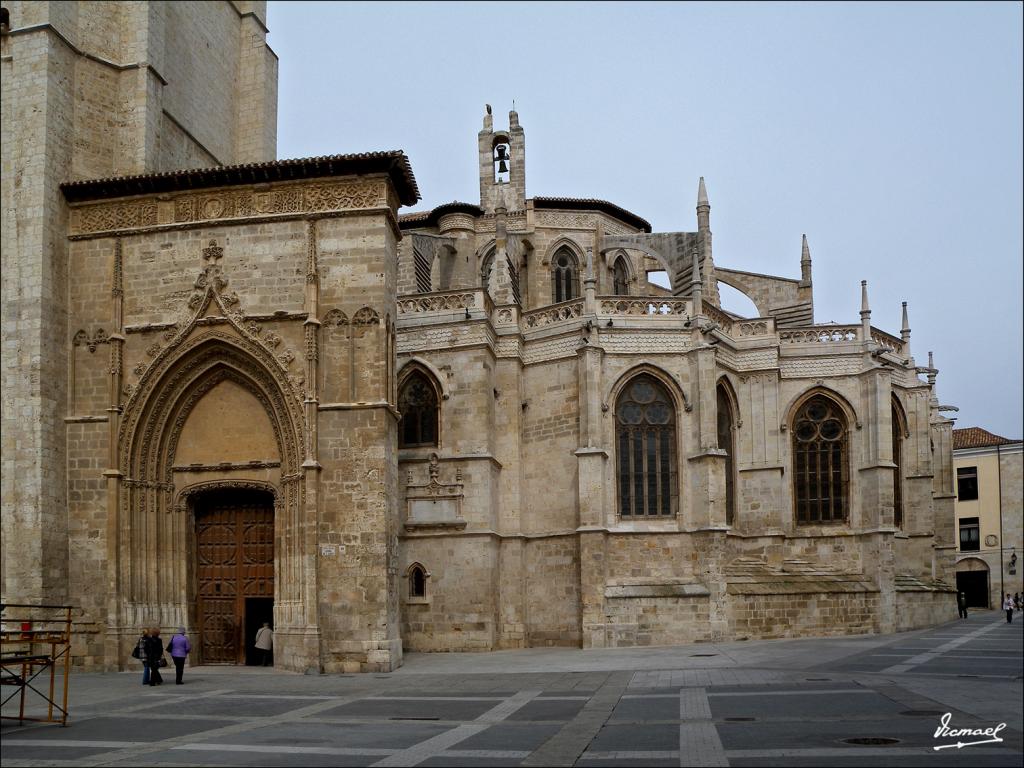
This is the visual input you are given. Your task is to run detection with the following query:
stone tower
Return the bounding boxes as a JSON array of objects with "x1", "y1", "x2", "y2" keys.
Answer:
[{"x1": 1, "y1": 0, "x2": 278, "y2": 603}]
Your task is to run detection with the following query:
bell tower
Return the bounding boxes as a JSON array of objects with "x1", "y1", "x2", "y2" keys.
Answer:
[{"x1": 478, "y1": 105, "x2": 526, "y2": 214}]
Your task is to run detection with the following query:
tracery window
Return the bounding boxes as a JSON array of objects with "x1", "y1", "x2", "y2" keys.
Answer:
[
  {"x1": 616, "y1": 375, "x2": 676, "y2": 517},
  {"x1": 409, "y1": 564, "x2": 427, "y2": 598},
  {"x1": 552, "y1": 247, "x2": 579, "y2": 304},
  {"x1": 398, "y1": 371, "x2": 439, "y2": 448},
  {"x1": 717, "y1": 384, "x2": 735, "y2": 525},
  {"x1": 792, "y1": 395, "x2": 849, "y2": 524},
  {"x1": 612, "y1": 256, "x2": 630, "y2": 295},
  {"x1": 892, "y1": 400, "x2": 905, "y2": 529}
]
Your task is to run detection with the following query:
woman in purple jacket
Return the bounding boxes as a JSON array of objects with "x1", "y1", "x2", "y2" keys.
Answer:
[{"x1": 166, "y1": 627, "x2": 192, "y2": 685}]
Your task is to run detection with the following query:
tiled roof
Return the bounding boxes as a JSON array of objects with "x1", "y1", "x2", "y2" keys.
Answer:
[
  {"x1": 60, "y1": 152, "x2": 421, "y2": 206},
  {"x1": 397, "y1": 197, "x2": 652, "y2": 233},
  {"x1": 534, "y1": 196, "x2": 652, "y2": 233},
  {"x1": 398, "y1": 201, "x2": 483, "y2": 229},
  {"x1": 953, "y1": 427, "x2": 1020, "y2": 450}
]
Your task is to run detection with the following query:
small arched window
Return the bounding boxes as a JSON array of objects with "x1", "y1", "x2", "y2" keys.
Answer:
[
  {"x1": 552, "y1": 247, "x2": 579, "y2": 304},
  {"x1": 717, "y1": 384, "x2": 736, "y2": 525},
  {"x1": 892, "y1": 399, "x2": 905, "y2": 529},
  {"x1": 612, "y1": 256, "x2": 630, "y2": 295},
  {"x1": 409, "y1": 564, "x2": 427, "y2": 598},
  {"x1": 616, "y1": 375, "x2": 676, "y2": 517},
  {"x1": 792, "y1": 395, "x2": 849, "y2": 524},
  {"x1": 398, "y1": 371, "x2": 439, "y2": 448}
]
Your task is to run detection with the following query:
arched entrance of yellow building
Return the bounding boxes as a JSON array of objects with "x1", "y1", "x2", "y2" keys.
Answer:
[
  {"x1": 193, "y1": 487, "x2": 275, "y2": 665},
  {"x1": 955, "y1": 557, "x2": 990, "y2": 609}
]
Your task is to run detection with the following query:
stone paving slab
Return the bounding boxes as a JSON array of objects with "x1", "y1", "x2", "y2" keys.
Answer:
[
  {"x1": 453, "y1": 722, "x2": 562, "y2": 750},
  {"x1": 608, "y1": 695, "x2": 680, "y2": 722},
  {"x1": 505, "y1": 698, "x2": 587, "y2": 722},
  {"x1": 586, "y1": 722, "x2": 680, "y2": 751},
  {"x1": 313, "y1": 698, "x2": 495, "y2": 721}
]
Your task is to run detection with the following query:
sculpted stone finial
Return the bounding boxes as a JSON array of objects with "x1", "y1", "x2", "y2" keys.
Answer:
[
  {"x1": 203, "y1": 239, "x2": 223, "y2": 264},
  {"x1": 860, "y1": 280, "x2": 871, "y2": 344},
  {"x1": 800, "y1": 234, "x2": 812, "y2": 287}
]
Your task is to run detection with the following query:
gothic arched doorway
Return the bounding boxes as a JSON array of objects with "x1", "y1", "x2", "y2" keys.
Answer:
[{"x1": 194, "y1": 487, "x2": 275, "y2": 665}]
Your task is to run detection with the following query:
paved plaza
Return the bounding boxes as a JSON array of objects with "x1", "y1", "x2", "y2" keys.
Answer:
[{"x1": 2, "y1": 611, "x2": 1021, "y2": 767}]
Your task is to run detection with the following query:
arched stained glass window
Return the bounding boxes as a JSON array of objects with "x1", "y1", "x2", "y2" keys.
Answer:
[
  {"x1": 792, "y1": 395, "x2": 849, "y2": 523},
  {"x1": 398, "y1": 371, "x2": 439, "y2": 448},
  {"x1": 717, "y1": 385, "x2": 735, "y2": 525},
  {"x1": 612, "y1": 256, "x2": 630, "y2": 295},
  {"x1": 552, "y1": 248, "x2": 579, "y2": 304},
  {"x1": 616, "y1": 375, "x2": 676, "y2": 517}
]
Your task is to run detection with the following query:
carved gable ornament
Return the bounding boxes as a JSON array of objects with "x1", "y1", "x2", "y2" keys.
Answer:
[{"x1": 124, "y1": 239, "x2": 305, "y2": 404}]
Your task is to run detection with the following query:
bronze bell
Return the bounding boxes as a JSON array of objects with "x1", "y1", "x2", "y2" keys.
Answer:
[
  {"x1": 497, "y1": 159, "x2": 509, "y2": 173},
  {"x1": 495, "y1": 145, "x2": 508, "y2": 160}
]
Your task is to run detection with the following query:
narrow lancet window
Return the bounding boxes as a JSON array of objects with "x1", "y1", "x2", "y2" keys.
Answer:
[
  {"x1": 717, "y1": 385, "x2": 736, "y2": 525},
  {"x1": 613, "y1": 256, "x2": 630, "y2": 295},
  {"x1": 552, "y1": 248, "x2": 579, "y2": 303},
  {"x1": 892, "y1": 400, "x2": 905, "y2": 529}
]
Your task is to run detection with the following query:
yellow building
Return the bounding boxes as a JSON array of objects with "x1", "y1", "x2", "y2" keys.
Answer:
[{"x1": 953, "y1": 428, "x2": 1023, "y2": 608}]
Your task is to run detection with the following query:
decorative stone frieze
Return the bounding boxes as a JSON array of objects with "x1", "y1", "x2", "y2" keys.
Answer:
[{"x1": 70, "y1": 179, "x2": 391, "y2": 236}]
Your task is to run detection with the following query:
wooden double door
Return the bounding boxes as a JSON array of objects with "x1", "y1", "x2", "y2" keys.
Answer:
[{"x1": 195, "y1": 490, "x2": 274, "y2": 664}]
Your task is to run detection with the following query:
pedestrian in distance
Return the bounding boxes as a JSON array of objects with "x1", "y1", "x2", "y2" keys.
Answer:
[
  {"x1": 956, "y1": 591, "x2": 968, "y2": 620},
  {"x1": 166, "y1": 626, "x2": 192, "y2": 685},
  {"x1": 144, "y1": 626, "x2": 165, "y2": 686},
  {"x1": 1015, "y1": 592, "x2": 1021, "y2": 612},
  {"x1": 1003, "y1": 593, "x2": 1014, "y2": 624},
  {"x1": 254, "y1": 622, "x2": 273, "y2": 666},
  {"x1": 131, "y1": 627, "x2": 150, "y2": 685}
]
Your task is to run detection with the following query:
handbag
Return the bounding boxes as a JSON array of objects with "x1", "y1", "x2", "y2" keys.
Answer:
[
  {"x1": 158, "y1": 657, "x2": 168, "y2": 668},
  {"x1": 131, "y1": 645, "x2": 141, "y2": 660}
]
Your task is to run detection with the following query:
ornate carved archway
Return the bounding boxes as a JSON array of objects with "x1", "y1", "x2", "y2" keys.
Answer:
[{"x1": 114, "y1": 330, "x2": 307, "y2": 636}]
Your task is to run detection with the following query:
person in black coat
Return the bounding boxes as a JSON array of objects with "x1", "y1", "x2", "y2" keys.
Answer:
[{"x1": 143, "y1": 627, "x2": 164, "y2": 686}]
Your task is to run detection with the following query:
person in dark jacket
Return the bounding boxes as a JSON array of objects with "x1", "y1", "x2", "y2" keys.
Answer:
[
  {"x1": 134, "y1": 628, "x2": 151, "y2": 685},
  {"x1": 956, "y1": 591, "x2": 968, "y2": 620},
  {"x1": 166, "y1": 627, "x2": 192, "y2": 685},
  {"x1": 143, "y1": 627, "x2": 164, "y2": 686}
]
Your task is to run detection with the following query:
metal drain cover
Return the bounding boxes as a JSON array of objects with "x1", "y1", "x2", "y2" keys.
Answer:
[
  {"x1": 842, "y1": 737, "x2": 901, "y2": 746},
  {"x1": 900, "y1": 710, "x2": 944, "y2": 717},
  {"x1": 725, "y1": 716, "x2": 756, "y2": 722},
  {"x1": 690, "y1": 653, "x2": 718, "y2": 657}
]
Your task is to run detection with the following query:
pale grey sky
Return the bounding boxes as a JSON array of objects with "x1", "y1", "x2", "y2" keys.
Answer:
[{"x1": 267, "y1": 1, "x2": 1023, "y2": 438}]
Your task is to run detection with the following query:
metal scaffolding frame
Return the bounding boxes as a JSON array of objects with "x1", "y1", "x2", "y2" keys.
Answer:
[{"x1": 0, "y1": 603, "x2": 74, "y2": 726}]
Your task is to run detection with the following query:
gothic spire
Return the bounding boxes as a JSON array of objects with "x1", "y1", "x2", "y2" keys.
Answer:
[
  {"x1": 800, "y1": 234, "x2": 812, "y2": 286},
  {"x1": 696, "y1": 177, "x2": 710, "y2": 232}
]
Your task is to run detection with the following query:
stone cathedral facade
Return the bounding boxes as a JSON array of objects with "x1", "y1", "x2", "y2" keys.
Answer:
[{"x1": 1, "y1": 1, "x2": 957, "y2": 673}]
